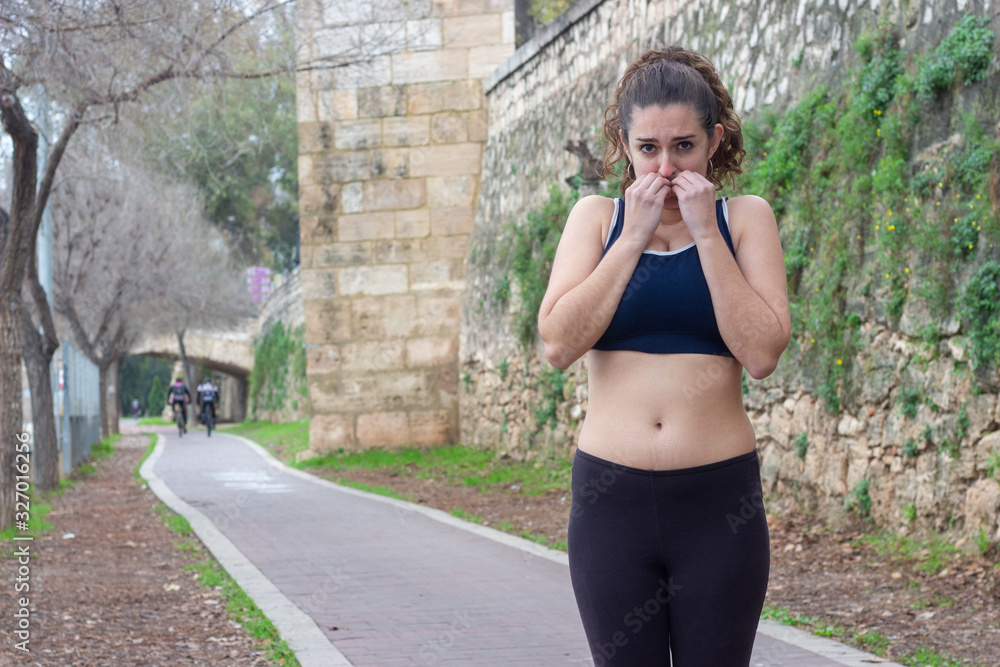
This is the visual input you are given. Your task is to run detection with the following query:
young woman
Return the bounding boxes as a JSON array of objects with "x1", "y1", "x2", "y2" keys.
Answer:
[{"x1": 538, "y1": 46, "x2": 791, "y2": 665}]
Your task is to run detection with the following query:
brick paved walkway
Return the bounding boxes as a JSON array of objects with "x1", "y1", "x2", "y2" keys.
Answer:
[{"x1": 141, "y1": 426, "x2": 903, "y2": 666}]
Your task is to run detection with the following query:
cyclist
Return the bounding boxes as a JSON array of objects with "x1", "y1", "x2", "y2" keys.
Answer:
[
  {"x1": 196, "y1": 377, "x2": 219, "y2": 427},
  {"x1": 168, "y1": 377, "x2": 192, "y2": 433}
]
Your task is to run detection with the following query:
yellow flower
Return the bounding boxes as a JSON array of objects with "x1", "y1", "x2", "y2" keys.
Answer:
[
  {"x1": 976, "y1": 194, "x2": 981, "y2": 199},
  {"x1": 888, "y1": 209, "x2": 893, "y2": 216},
  {"x1": 936, "y1": 201, "x2": 941, "y2": 206},
  {"x1": 876, "y1": 128, "x2": 881, "y2": 136},
  {"x1": 905, "y1": 268, "x2": 910, "y2": 274},
  {"x1": 969, "y1": 244, "x2": 974, "y2": 249},
  {"x1": 888, "y1": 225, "x2": 895, "y2": 231},
  {"x1": 885, "y1": 273, "x2": 890, "y2": 278},
  {"x1": 837, "y1": 359, "x2": 843, "y2": 365},
  {"x1": 904, "y1": 197, "x2": 908, "y2": 202},
  {"x1": 977, "y1": 226, "x2": 981, "y2": 231},
  {"x1": 763, "y1": 152, "x2": 768, "y2": 156},
  {"x1": 954, "y1": 218, "x2": 959, "y2": 222},
  {"x1": 876, "y1": 225, "x2": 880, "y2": 230},
  {"x1": 970, "y1": 203, "x2": 974, "y2": 208},
  {"x1": 809, "y1": 247, "x2": 814, "y2": 252},
  {"x1": 810, "y1": 338, "x2": 815, "y2": 343},
  {"x1": 856, "y1": 235, "x2": 861, "y2": 239},
  {"x1": 938, "y1": 182, "x2": 943, "y2": 187},
  {"x1": 906, "y1": 208, "x2": 910, "y2": 213}
]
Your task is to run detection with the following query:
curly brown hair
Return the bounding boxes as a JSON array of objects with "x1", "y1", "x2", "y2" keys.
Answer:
[{"x1": 601, "y1": 46, "x2": 745, "y2": 195}]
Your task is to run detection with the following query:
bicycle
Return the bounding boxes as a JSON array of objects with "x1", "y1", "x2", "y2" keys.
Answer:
[
  {"x1": 173, "y1": 402, "x2": 186, "y2": 438},
  {"x1": 202, "y1": 404, "x2": 215, "y2": 437}
]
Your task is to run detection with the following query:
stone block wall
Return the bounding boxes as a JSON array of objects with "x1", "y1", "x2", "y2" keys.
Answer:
[{"x1": 295, "y1": 0, "x2": 515, "y2": 453}]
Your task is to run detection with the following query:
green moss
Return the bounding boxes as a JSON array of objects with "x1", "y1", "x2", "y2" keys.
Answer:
[
  {"x1": 248, "y1": 322, "x2": 307, "y2": 418},
  {"x1": 845, "y1": 478, "x2": 873, "y2": 520},
  {"x1": 498, "y1": 184, "x2": 579, "y2": 348},
  {"x1": 793, "y1": 432, "x2": 809, "y2": 460},
  {"x1": 959, "y1": 261, "x2": 1000, "y2": 371},
  {"x1": 899, "y1": 387, "x2": 922, "y2": 418},
  {"x1": 915, "y1": 15, "x2": 995, "y2": 99},
  {"x1": 533, "y1": 365, "x2": 567, "y2": 429}
]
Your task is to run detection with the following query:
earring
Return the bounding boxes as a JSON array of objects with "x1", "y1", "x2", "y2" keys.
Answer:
[
  {"x1": 626, "y1": 160, "x2": 634, "y2": 178},
  {"x1": 708, "y1": 158, "x2": 715, "y2": 174}
]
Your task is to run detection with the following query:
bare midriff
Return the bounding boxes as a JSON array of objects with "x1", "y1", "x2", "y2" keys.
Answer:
[{"x1": 578, "y1": 349, "x2": 756, "y2": 470}]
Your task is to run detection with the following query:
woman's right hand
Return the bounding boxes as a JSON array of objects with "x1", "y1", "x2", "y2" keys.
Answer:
[{"x1": 621, "y1": 172, "x2": 671, "y2": 247}]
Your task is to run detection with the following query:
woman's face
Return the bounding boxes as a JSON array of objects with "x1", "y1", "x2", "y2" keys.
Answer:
[{"x1": 623, "y1": 104, "x2": 722, "y2": 192}]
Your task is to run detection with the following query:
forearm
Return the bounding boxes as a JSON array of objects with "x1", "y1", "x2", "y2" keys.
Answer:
[
  {"x1": 539, "y1": 241, "x2": 644, "y2": 369},
  {"x1": 698, "y1": 236, "x2": 791, "y2": 379}
]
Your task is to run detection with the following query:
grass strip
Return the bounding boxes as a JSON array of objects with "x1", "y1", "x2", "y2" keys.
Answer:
[
  {"x1": 1, "y1": 432, "x2": 122, "y2": 548},
  {"x1": 761, "y1": 604, "x2": 974, "y2": 666},
  {"x1": 136, "y1": 416, "x2": 174, "y2": 426},
  {"x1": 334, "y1": 478, "x2": 414, "y2": 502},
  {"x1": 134, "y1": 433, "x2": 158, "y2": 481},
  {"x1": 225, "y1": 419, "x2": 310, "y2": 459},
  {"x1": 229, "y1": 419, "x2": 573, "y2": 497},
  {"x1": 448, "y1": 509, "x2": 567, "y2": 551},
  {"x1": 853, "y1": 530, "x2": 962, "y2": 576},
  {"x1": 184, "y1": 556, "x2": 300, "y2": 666},
  {"x1": 153, "y1": 481, "x2": 300, "y2": 666}
]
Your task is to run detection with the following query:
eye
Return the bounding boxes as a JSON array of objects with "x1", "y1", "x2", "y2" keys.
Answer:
[
  {"x1": 677, "y1": 141, "x2": 694, "y2": 150},
  {"x1": 639, "y1": 143, "x2": 656, "y2": 153}
]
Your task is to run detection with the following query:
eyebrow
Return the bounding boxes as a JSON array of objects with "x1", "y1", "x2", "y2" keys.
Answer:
[{"x1": 634, "y1": 134, "x2": 697, "y2": 143}]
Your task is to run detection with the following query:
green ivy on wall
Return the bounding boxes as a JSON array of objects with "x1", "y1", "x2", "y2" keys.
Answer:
[
  {"x1": 739, "y1": 14, "x2": 998, "y2": 410},
  {"x1": 495, "y1": 184, "x2": 579, "y2": 348},
  {"x1": 248, "y1": 321, "x2": 308, "y2": 418}
]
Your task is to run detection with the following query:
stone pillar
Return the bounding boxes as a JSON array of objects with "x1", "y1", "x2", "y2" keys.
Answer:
[{"x1": 296, "y1": 0, "x2": 514, "y2": 452}]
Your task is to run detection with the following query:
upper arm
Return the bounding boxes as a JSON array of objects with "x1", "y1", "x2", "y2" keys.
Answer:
[
  {"x1": 538, "y1": 195, "x2": 615, "y2": 321},
  {"x1": 727, "y1": 195, "x2": 792, "y2": 343}
]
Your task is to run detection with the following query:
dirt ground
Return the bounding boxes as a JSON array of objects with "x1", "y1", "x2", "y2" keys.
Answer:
[
  {"x1": 0, "y1": 433, "x2": 268, "y2": 667},
  {"x1": 3, "y1": 432, "x2": 999, "y2": 666}
]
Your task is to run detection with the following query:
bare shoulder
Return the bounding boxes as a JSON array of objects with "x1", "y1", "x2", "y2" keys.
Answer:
[
  {"x1": 569, "y1": 194, "x2": 617, "y2": 225},
  {"x1": 725, "y1": 194, "x2": 776, "y2": 224},
  {"x1": 724, "y1": 194, "x2": 778, "y2": 248},
  {"x1": 563, "y1": 194, "x2": 618, "y2": 247}
]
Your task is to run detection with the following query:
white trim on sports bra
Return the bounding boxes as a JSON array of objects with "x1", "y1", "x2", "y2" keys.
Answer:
[
  {"x1": 603, "y1": 198, "x2": 620, "y2": 251},
  {"x1": 602, "y1": 196, "x2": 732, "y2": 255}
]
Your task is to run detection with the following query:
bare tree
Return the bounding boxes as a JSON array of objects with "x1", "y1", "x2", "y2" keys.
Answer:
[{"x1": 50, "y1": 132, "x2": 252, "y2": 438}]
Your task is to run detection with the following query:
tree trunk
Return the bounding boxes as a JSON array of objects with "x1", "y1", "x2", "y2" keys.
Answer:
[
  {"x1": 19, "y1": 310, "x2": 60, "y2": 490},
  {"x1": 106, "y1": 356, "x2": 121, "y2": 436},
  {"x1": 0, "y1": 295, "x2": 25, "y2": 531},
  {"x1": 98, "y1": 358, "x2": 122, "y2": 439},
  {"x1": 1, "y1": 68, "x2": 41, "y2": 533}
]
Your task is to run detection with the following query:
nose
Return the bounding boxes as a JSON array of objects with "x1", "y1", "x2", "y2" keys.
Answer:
[{"x1": 657, "y1": 157, "x2": 676, "y2": 178}]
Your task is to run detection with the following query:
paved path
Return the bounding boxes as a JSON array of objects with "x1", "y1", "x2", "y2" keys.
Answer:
[{"x1": 138, "y1": 425, "x2": 903, "y2": 666}]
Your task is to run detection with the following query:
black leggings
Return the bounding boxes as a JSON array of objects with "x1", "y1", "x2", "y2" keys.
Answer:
[{"x1": 567, "y1": 449, "x2": 769, "y2": 667}]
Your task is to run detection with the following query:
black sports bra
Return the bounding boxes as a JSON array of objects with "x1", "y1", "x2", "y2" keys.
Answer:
[{"x1": 592, "y1": 197, "x2": 736, "y2": 357}]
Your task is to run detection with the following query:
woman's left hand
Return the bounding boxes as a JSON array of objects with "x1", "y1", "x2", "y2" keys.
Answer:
[{"x1": 670, "y1": 170, "x2": 718, "y2": 242}]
